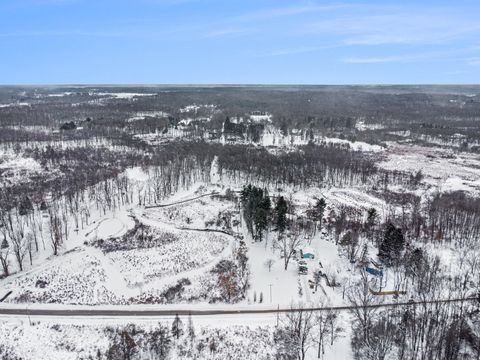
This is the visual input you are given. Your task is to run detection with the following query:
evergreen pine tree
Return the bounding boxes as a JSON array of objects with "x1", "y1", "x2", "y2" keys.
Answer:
[
  {"x1": 1, "y1": 237, "x2": 9, "y2": 250},
  {"x1": 187, "y1": 313, "x2": 195, "y2": 342},
  {"x1": 18, "y1": 196, "x2": 33, "y2": 216},
  {"x1": 150, "y1": 323, "x2": 171, "y2": 358},
  {"x1": 366, "y1": 208, "x2": 378, "y2": 234},
  {"x1": 379, "y1": 223, "x2": 405, "y2": 265},
  {"x1": 275, "y1": 196, "x2": 288, "y2": 234},
  {"x1": 314, "y1": 198, "x2": 327, "y2": 232},
  {"x1": 171, "y1": 314, "x2": 184, "y2": 340}
]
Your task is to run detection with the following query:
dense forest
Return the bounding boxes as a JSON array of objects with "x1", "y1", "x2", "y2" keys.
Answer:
[{"x1": 1, "y1": 85, "x2": 480, "y2": 359}]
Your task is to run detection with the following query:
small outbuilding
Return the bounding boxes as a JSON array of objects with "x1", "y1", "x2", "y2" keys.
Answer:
[{"x1": 301, "y1": 248, "x2": 315, "y2": 259}]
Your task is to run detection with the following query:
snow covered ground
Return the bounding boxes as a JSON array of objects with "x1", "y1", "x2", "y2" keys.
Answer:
[
  {"x1": 0, "y1": 179, "x2": 359, "y2": 309},
  {"x1": 1, "y1": 204, "x2": 233, "y2": 305},
  {"x1": 135, "y1": 123, "x2": 384, "y2": 154},
  {"x1": 260, "y1": 126, "x2": 384, "y2": 152},
  {"x1": 127, "y1": 111, "x2": 169, "y2": 122},
  {"x1": 2, "y1": 147, "x2": 471, "y2": 357},
  {"x1": 144, "y1": 196, "x2": 234, "y2": 229},
  {"x1": 0, "y1": 102, "x2": 30, "y2": 108},
  {"x1": 379, "y1": 143, "x2": 480, "y2": 194},
  {"x1": 179, "y1": 104, "x2": 217, "y2": 113},
  {"x1": 133, "y1": 127, "x2": 190, "y2": 145},
  {"x1": 0, "y1": 173, "x2": 404, "y2": 360},
  {"x1": 0, "y1": 155, "x2": 44, "y2": 185},
  {"x1": 0, "y1": 310, "x2": 352, "y2": 359},
  {"x1": 95, "y1": 92, "x2": 156, "y2": 99},
  {"x1": 322, "y1": 136, "x2": 384, "y2": 152},
  {"x1": 46, "y1": 92, "x2": 74, "y2": 97},
  {"x1": 249, "y1": 113, "x2": 273, "y2": 123},
  {"x1": 0, "y1": 318, "x2": 282, "y2": 360},
  {"x1": 2, "y1": 248, "x2": 123, "y2": 305},
  {"x1": 106, "y1": 230, "x2": 229, "y2": 287}
]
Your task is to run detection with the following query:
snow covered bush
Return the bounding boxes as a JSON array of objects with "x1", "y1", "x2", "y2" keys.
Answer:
[
  {"x1": 0, "y1": 321, "x2": 275, "y2": 360},
  {"x1": 3, "y1": 250, "x2": 119, "y2": 305},
  {"x1": 145, "y1": 197, "x2": 234, "y2": 230},
  {"x1": 176, "y1": 326, "x2": 275, "y2": 360},
  {"x1": 92, "y1": 219, "x2": 178, "y2": 252},
  {"x1": 106, "y1": 230, "x2": 229, "y2": 286}
]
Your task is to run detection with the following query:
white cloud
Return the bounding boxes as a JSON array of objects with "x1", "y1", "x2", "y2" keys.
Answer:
[
  {"x1": 303, "y1": 8, "x2": 480, "y2": 46},
  {"x1": 0, "y1": 30, "x2": 126, "y2": 38},
  {"x1": 343, "y1": 49, "x2": 480, "y2": 65},
  {"x1": 12, "y1": 0, "x2": 78, "y2": 5},
  {"x1": 343, "y1": 56, "x2": 404, "y2": 64},
  {"x1": 203, "y1": 28, "x2": 253, "y2": 38},
  {"x1": 232, "y1": 4, "x2": 352, "y2": 22},
  {"x1": 444, "y1": 70, "x2": 469, "y2": 75},
  {"x1": 468, "y1": 58, "x2": 480, "y2": 66},
  {"x1": 254, "y1": 47, "x2": 320, "y2": 58}
]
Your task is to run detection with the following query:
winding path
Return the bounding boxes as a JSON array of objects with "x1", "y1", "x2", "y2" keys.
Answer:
[{"x1": 144, "y1": 192, "x2": 219, "y2": 209}]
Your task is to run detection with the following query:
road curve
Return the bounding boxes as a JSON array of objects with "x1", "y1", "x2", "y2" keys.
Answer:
[{"x1": 1, "y1": 297, "x2": 477, "y2": 318}]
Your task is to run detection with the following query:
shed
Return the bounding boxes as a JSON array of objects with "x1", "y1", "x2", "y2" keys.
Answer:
[{"x1": 301, "y1": 248, "x2": 315, "y2": 259}]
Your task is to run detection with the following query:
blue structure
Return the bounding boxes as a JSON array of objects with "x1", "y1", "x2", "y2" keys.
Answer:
[
  {"x1": 302, "y1": 248, "x2": 315, "y2": 259},
  {"x1": 366, "y1": 267, "x2": 383, "y2": 277}
]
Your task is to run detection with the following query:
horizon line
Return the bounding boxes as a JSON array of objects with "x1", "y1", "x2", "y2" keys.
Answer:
[{"x1": 1, "y1": 83, "x2": 480, "y2": 87}]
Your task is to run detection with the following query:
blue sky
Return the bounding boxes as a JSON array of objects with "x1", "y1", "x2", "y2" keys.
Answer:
[{"x1": 1, "y1": 0, "x2": 479, "y2": 84}]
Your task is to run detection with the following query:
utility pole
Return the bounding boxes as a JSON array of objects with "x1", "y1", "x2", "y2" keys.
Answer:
[
  {"x1": 26, "y1": 304, "x2": 31, "y2": 326},
  {"x1": 269, "y1": 284, "x2": 273, "y2": 303},
  {"x1": 276, "y1": 304, "x2": 280, "y2": 327}
]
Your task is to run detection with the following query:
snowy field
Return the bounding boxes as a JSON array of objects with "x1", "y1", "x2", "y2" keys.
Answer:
[
  {"x1": 379, "y1": 143, "x2": 480, "y2": 194},
  {"x1": 3, "y1": 84, "x2": 480, "y2": 359},
  {"x1": 260, "y1": 126, "x2": 384, "y2": 152},
  {"x1": 2, "y1": 248, "x2": 121, "y2": 305},
  {"x1": 0, "y1": 143, "x2": 477, "y2": 358},
  {"x1": 0, "y1": 154, "x2": 45, "y2": 186},
  {"x1": 179, "y1": 104, "x2": 217, "y2": 113},
  {"x1": 106, "y1": 230, "x2": 229, "y2": 287},
  {"x1": 133, "y1": 127, "x2": 190, "y2": 145},
  {"x1": 0, "y1": 310, "x2": 353, "y2": 360},
  {"x1": 134, "y1": 123, "x2": 384, "y2": 153},
  {"x1": 95, "y1": 92, "x2": 156, "y2": 99},
  {"x1": 127, "y1": 111, "x2": 169, "y2": 122},
  {"x1": 0, "y1": 102, "x2": 30, "y2": 108},
  {"x1": 0, "y1": 319, "x2": 293, "y2": 360},
  {"x1": 0, "y1": 180, "x2": 359, "y2": 309},
  {"x1": 1, "y1": 212, "x2": 232, "y2": 305},
  {"x1": 144, "y1": 196, "x2": 235, "y2": 229}
]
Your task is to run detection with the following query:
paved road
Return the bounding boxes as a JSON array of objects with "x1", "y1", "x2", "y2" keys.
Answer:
[{"x1": 1, "y1": 297, "x2": 477, "y2": 318}]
